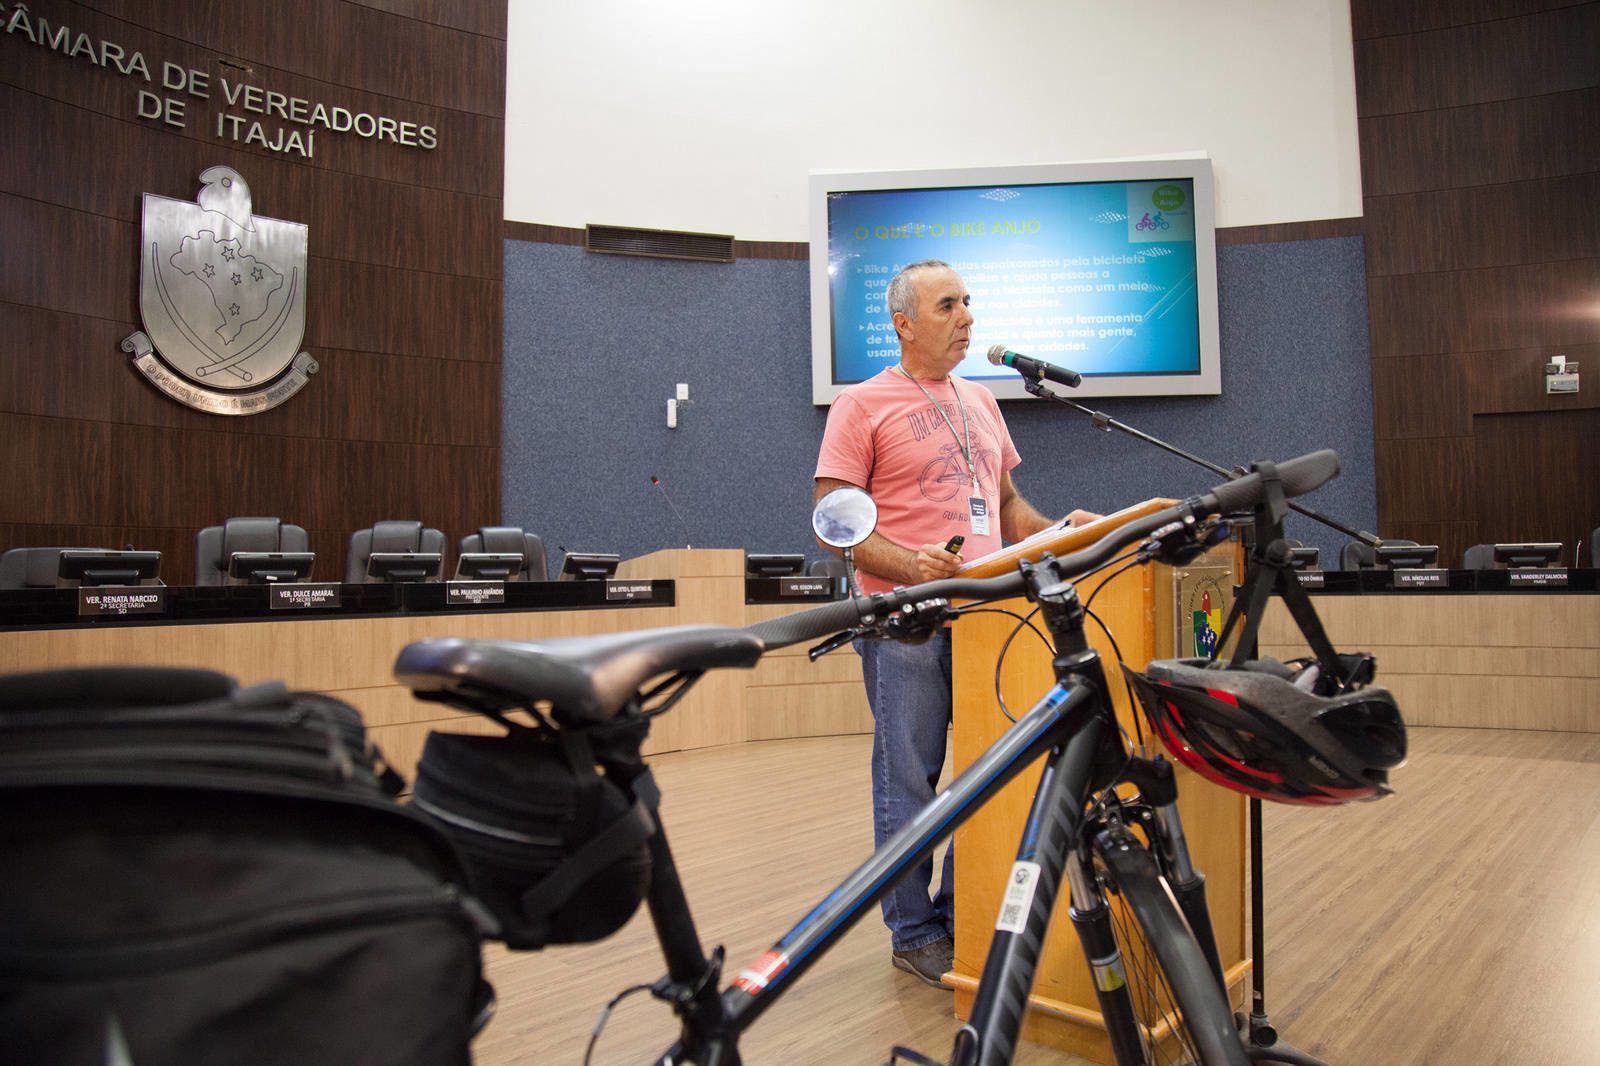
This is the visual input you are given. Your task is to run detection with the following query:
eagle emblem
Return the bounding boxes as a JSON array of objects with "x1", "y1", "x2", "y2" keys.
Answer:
[{"x1": 123, "y1": 166, "x2": 318, "y2": 414}]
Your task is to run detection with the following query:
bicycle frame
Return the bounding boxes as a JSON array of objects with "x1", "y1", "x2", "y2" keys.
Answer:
[{"x1": 630, "y1": 556, "x2": 1224, "y2": 1066}]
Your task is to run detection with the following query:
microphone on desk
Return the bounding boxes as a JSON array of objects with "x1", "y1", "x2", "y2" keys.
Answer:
[
  {"x1": 987, "y1": 345, "x2": 1082, "y2": 388},
  {"x1": 651, "y1": 475, "x2": 693, "y2": 549}
]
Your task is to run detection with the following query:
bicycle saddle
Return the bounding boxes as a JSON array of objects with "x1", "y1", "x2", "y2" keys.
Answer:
[{"x1": 394, "y1": 626, "x2": 764, "y2": 725}]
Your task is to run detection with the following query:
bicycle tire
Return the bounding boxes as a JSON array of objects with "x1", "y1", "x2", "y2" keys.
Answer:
[{"x1": 1094, "y1": 835, "x2": 1249, "y2": 1066}]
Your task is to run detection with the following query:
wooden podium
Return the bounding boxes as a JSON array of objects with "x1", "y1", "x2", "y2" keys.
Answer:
[{"x1": 947, "y1": 502, "x2": 1248, "y2": 1064}]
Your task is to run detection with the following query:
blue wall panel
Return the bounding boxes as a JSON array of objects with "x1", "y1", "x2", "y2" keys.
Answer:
[{"x1": 502, "y1": 235, "x2": 1375, "y2": 576}]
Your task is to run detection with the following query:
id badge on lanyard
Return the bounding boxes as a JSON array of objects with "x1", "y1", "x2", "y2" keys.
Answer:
[{"x1": 969, "y1": 495, "x2": 991, "y2": 537}]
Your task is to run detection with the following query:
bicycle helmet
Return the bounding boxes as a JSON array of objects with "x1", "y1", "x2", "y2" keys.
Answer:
[{"x1": 1124, "y1": 657, "x2": 1406, "y2": 805}]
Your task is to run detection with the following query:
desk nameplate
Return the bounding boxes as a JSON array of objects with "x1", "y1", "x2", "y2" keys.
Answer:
[
  {"x1": 268, "y1": 583, "x2": 343, "y2": 610},
  {"x1": 1392, "y1": 569, "x2": 1448, "y2": 589},
  {"x1": 78, "y1": 587, "x2": 167, "y2": 617},
  {"x1": 446, "y1": 580, "x2": 506, "y2": 606},
  {"x1": 606, "y1": 579, "x2": 658, "y2": 602},
  {"x1": 1508, "y1": 568, "x2": 1569, "y2": 588}
]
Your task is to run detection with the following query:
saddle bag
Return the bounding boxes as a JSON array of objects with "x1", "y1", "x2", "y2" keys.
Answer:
[
  {"x1": 0, "y1": 666, "x2": 493, "y2": 1066},
  {"x1": 409, "y1": 727, "x2": 654, "y2": 950}
]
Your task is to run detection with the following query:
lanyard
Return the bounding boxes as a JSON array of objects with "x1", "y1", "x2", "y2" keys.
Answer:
[{"x1": 895, "y1": 365, "x2": 978, "y2": 494}]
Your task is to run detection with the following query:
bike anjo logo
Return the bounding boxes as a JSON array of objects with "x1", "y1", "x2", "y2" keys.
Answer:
[
  {"x1": 1127, "y1": 180, "x2": 1196, "y2": 243},
  {"x1": 122, "y1": 166, "x2": 319, "y2": 415}
]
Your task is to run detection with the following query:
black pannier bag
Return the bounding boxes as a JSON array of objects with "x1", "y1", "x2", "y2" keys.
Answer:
[
  {"x1": 0, "y1": 667, "x2": 494, "y2": 1066},
  {"x1": 409, "y1": 727, "x2": 654, "y2": 951}
]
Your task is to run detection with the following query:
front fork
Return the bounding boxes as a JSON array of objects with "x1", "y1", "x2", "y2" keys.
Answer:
[
  {"x1": 1063, "y1": 773, "x2": 1229, "y2": 1066},
  {"x1": 951, "y1": 560, "x2": 1133, "y2": 1066},
  {"x1": 952, "y1": 559, "x2": 1227, "y2": 1066},
  {"x1": 1031, "y1": 554, "x2": 1228, "y2": 999}
]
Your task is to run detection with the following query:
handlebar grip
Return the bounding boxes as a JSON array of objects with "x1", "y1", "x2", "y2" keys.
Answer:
[
  {"x1": 745, "y1": 597, "x2": 869, "y2": 650},
  {"x1": 1207, "y1": 449, "x2": 1340, "y2": 514}
]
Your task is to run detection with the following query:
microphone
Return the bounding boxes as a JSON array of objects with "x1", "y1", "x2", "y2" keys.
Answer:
[
  {"x1": 651, "y1": 475, "x2": 693, "y2": 549},
  {"x1": 987, "y1": 345, "x2": 1082, "y2": 388}
]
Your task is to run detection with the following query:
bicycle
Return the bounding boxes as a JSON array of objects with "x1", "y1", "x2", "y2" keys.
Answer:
[{"x1": 393, "y1": 448, "x2": 1405, "y2": 1066}]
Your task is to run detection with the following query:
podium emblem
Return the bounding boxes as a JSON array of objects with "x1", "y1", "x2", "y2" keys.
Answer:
[
  {"x1": 1178, "y1": 568, "x2": 1233, "y2": 659},
  {"x1": 122, "y1": 166, "x2": 318, "y2": 414}
]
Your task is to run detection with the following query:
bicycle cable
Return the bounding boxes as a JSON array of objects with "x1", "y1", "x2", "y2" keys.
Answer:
[
  {"x1": 582, "y1": 981, "x2": 657, "y2": 1066},
  {"x1": 1082, "y1": 548, "x2": 1169, "y2": 753},
  {"x1": 947, "y1": 602, "x2": 1048, "y2": 723},
  {"x1": 955, "y1": 545, "x2": 1143, "y2": 723}
]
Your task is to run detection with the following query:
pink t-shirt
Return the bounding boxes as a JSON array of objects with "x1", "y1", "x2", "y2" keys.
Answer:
[{"x1": 815, "y1": 369, "x2": 1022, "y2": 595}]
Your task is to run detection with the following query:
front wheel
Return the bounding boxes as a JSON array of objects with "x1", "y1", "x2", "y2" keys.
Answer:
[{"x1": 1090, "y1": 833, "x2": 1249, "y2": 1066}]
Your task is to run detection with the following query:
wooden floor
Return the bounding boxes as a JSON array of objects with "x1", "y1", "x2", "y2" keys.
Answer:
[{"x1": 467, "y1": 726, "x2": 1600, "y2": 1066}]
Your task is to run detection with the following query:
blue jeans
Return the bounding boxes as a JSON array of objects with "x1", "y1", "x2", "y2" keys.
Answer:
[{"x1": 856, "y1": 630, "x2": 955, "y2": 951}]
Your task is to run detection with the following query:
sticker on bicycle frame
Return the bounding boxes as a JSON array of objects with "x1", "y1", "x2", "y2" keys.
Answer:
[
  {"x1": 995, "y1": 860, "x2": 1041, "y2": 934},
  {"x1": 731, "y1": 949, "x2": 790, "y2": 995},
  {"x1": 1090, "y1": 950, "x2": 1127, "y2": 992}
]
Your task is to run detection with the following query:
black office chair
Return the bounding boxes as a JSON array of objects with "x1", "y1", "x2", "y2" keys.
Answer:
[
  {"x1": 456, "y1": 526, "x2": 548, "y2": 582},
  {"x1": 806, "y1": 556, "x2": 846, "y2": 579},
  {"x1": 0, "y1": 547, "x2": 93, "y2": 589},
  {"x1": 345, "y1": 520, "x2": 447, "y2": 583},
  {"x1": 1342, "y1": 538, "x2": 1420, "y2": 570},
  {"x1": 1340, "y1": 540, "x2": 1377, "y2": 570},
  {"x1": 194, "y1": 518, "x2": 312, "y2": 586},
  {"x1": 1462, "y1": 543, "x2": 1497, "y2": 570}
]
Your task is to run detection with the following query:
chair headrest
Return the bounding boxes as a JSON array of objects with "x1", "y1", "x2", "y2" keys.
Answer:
[
  {"x1": 222, "y1": 518, "x2": 284, "y2": 555},
  {"x1": 370, "y1": 520, "x2": 424, "y2": 553},
  {"x1": 476, "y1": 526, "x2": 528, "y2": 554}
]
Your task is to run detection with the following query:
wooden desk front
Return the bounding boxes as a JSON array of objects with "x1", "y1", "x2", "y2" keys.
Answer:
[
  {"x1": 1260, "y1": 588, "x2": 1600, "y2": 733},
  {"x1": 0, "y1": 549, "x2": 872, "y2": 777}
]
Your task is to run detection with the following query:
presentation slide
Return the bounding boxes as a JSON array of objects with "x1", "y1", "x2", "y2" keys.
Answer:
[{"x1": 825, "y1": 179, "x2": 1201, "y2": 386}]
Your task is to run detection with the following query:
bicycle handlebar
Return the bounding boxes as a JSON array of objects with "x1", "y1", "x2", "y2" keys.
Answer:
[{"x1": 745, "y1": 449, "x2": 1340, "y2": 652}]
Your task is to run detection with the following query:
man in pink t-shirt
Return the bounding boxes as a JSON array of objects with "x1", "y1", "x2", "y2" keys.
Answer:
[{"x1": 813, "y1": 260, "x2": 1096, "y2": 986}]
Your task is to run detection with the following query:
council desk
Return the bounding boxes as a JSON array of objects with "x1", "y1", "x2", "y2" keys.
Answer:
[
  {"x1": 0, "y1": 549, "x2": 862, "y2": 778},
  {"x1": 1259, "y1": 568, "x2": 1599, "y2": 734}
]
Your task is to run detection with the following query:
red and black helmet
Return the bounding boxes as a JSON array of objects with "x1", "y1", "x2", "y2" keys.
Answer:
[{"x1": 1124, "y1": 657, "x2": 1406, "y2": 805}]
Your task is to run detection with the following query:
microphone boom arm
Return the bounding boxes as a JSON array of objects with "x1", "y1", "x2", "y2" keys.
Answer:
[{"x1": 1021, "y1": 377, "x2": 1379, "y2": 546}]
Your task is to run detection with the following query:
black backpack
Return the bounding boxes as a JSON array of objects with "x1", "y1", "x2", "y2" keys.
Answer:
[{"x1": 0, "y1": 666, "x2": 494, "y2": 1066}]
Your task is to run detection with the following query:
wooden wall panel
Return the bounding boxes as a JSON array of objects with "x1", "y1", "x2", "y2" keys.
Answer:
[
  {"x1": 67, "y1": 0, "x2": 505, "y2": 117},
  {"x1": 1366, "y1": 259, "x2": 1600, "y2": 359},
  {"x1": 2, "y1": 7, "x2": 502, "y2": 197},
  {"x1": 1472, "y1": 409, "x2": 1600, "y2": 551},
  {"x1": 1353, "y1": 4, "x2": 1597, "y2": 114},
  {"x1": 0, "y1": 87, "x2": 500, "y2": 279},
  {"x1": 1369, "y1": 354, "x2": 1472, "y2": 440},
  {"x1": 0, "y1": 306, "x2": 497, "y2": 450},
  {"x1": 1364, "y1": 172, "x2": 1600, "y2": 277},
  {"x1": 1464, "y1": 342, "x2": 1600, "y2": 414},
  {"x1": 0, "y1": 1, "x2": 507, "y2": 587},
  {"x1": 1357, "y1": 88, "x2": 1600, "y2": 197},
  {"x1": 1351, "y1": 0, "x2": 1593, "y2": 39},
  {"x1": 1354, "y1": 0, "x2": 1599, "y2": 567},
  {"x1": 1374, "y1": 437, "x2": 1477, "y2": 528}
]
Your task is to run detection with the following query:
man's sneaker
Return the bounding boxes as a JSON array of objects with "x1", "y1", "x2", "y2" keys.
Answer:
[{"x1": 891, "y1": 937, "x2": 954, "y2": 988}]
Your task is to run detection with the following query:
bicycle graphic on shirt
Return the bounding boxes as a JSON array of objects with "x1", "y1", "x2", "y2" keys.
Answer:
[{"x1": 919, "y1": 442, "x2": 1000, "y2": 502}]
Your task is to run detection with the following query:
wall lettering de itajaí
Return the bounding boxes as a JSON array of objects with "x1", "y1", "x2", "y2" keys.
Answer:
[{"x1": 2, "y1": 2, "x2": 440, "y2": 159}]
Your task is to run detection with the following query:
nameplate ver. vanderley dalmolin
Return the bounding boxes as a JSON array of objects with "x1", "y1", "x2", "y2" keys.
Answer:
[{"x1": 122, "y1": 165, "x2": 318, "y2": 414}]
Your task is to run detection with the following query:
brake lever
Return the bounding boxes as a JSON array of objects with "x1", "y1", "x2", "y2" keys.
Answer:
[
  {"x1": 1142, "y1": 514, "x2": 1230, "y2": 566},
  {"x1": 808, "y1": 596, "x2": 957, "y2": 660},
  {"x1": 883, "y1": 599, "x2": 953, "y2": 644},
  {"x1": 808, "y1": 630, "x2": 863, "y2": 661}
]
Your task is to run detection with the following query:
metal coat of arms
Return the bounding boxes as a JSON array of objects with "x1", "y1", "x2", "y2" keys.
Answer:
[{"x1": 122, "y1": 166, "x2": 318, "y2": 414}]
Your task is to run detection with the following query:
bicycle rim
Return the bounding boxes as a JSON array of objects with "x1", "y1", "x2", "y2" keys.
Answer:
[{"x1": 1097, "y1": 854, "x2": 1247, "y2": 1066}]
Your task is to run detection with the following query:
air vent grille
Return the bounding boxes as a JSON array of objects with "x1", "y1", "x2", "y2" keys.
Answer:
[{"x1": 584, "y1": 224, "x2": 735, "y2": 263}]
